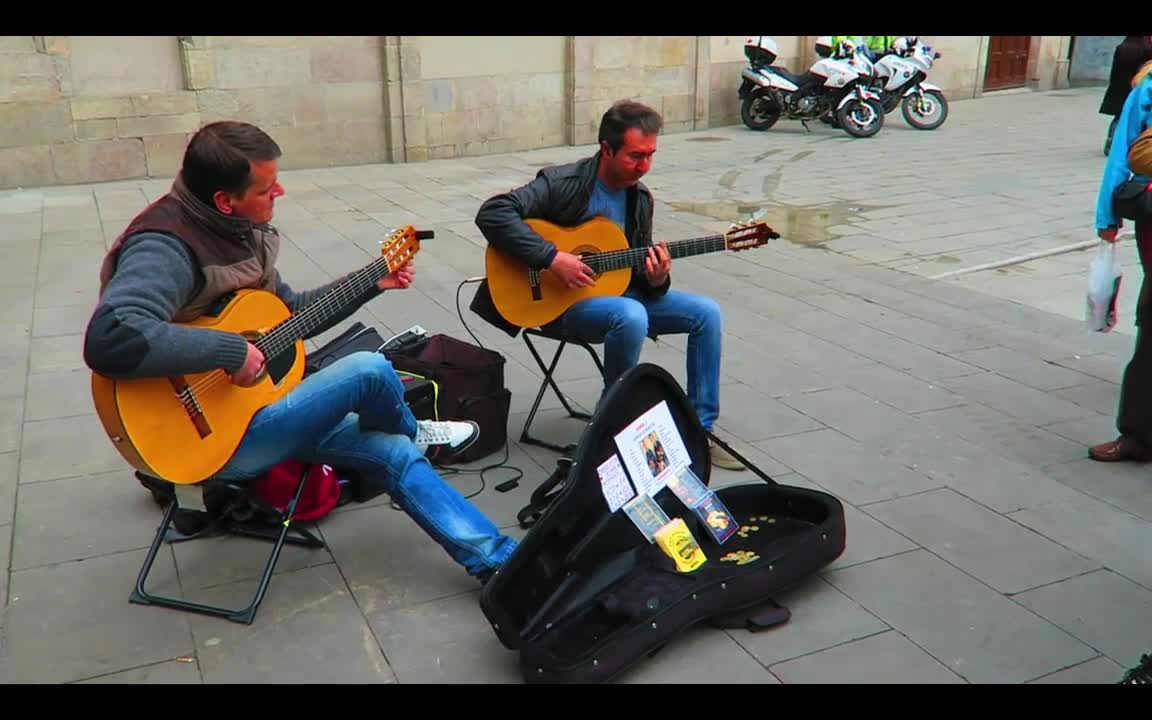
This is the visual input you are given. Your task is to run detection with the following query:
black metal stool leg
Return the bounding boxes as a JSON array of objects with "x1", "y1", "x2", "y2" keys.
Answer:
[
  {"x1": 521, "y1": 332, "x2": 578, "y2": 453},
  {"x1": 522, "y1": 333, "x2": 563, "y2": 422},
  {"x1": 520, "y1": 330, "x2": 608, "y2": 454},
  {"x1": 129, "y1": 463, "x2": 321, "y2": 625},
  {"x1": 577, "y1": 339, "x2": 607, "y2": 382}
]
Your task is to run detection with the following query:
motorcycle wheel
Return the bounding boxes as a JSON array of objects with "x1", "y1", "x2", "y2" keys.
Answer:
[
  {"x1": 901, "y1": 90, "x2": 948, "y2": 130},
  {"x1": 741, "y1": 92, "x2": 781, "y2": 131},
  {"x1": 836, "y1": 98, "x2": 884, "y2": 138}
]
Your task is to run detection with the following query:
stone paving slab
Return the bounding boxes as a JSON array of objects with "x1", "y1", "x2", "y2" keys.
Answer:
[
  {"x1": 2, "y1": 86, "x2": 1150, "y2": 684},
  {"x1": 76, "y1": 659, "x2": 202, "y2": 684},
  {"x1": 769, "y1": 630, "x2": 967, "y2": 684},
  {"x1": 1028, "y1": 655, "x2": 1127, "y2": 685},
  {"x1": 185, "y1": 564, "x2": 396, "y2": 685},
  {"x1": 861, "y1": 488, "x2": 1100, "y2": 594},
  {"x1": 1014, "y1": 569, "x2": 1152, "y2": 669},
  {"x1": 824, "y1": 550, "x2": 1098, "y2": 684}
]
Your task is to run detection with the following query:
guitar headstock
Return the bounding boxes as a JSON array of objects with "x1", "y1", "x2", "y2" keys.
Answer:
[
  {"x1": 724, "y1": 221, "x2": 779, "y2": 251},
  {"x1": 380, "y1": 226, "x2": 433, "y2": 272}
]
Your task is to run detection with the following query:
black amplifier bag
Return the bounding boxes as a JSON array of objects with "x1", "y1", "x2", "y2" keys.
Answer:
[{"x1": 478, "y1": 363, "x2": 846, "y2": 684}]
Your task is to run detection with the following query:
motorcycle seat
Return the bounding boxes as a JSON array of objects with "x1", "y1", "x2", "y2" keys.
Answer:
[{"x1": 768, "y1": 66, "x2": 807, "y2": 86}]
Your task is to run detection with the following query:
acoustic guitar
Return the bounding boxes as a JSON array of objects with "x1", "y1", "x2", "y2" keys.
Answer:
[
  {"x1": 91, "y1": 225, "x2": 428, "y2": 485},
  {"x1": 484, "y1": 217, "x2": 778, "y2": 328}
]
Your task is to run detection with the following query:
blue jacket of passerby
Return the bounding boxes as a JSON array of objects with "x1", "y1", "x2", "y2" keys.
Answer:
[{"x1": 1096, "y1": 74, "x2": 1152, "y2": 230}]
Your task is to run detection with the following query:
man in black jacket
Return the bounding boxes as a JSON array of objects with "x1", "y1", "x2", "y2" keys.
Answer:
[{"x1": 472, "y1": 100, "x2": 742, "y2": 470}]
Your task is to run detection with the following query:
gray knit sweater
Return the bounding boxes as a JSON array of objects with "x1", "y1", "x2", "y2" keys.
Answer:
[{"x1": 84, "y1": 231, "x2": 379, "y2": 380}]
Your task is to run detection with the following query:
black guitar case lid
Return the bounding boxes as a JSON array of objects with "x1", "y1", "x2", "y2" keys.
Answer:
[{"x1": 479, "y1": 363, "x2": 847, "y2": 684}]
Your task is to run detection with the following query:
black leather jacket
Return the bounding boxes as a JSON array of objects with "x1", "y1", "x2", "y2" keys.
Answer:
[{"x1": 470, "y1": 151, "x2": 669, "y2": 337}]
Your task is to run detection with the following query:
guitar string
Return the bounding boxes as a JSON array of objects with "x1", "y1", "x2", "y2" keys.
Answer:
[
  {"x1": 592, "y1": 231, "x2": 764, "y2": 267},
  {"x1": 182, "y1": 258, "x2": 394, "y2": 399},
  {"x1": 183, "y1": 258, "x2": 391, "y2": 397},
  {"x1": 583, "y1": 235, "x2": 726, "y2": 272},
  {"x1": 184, "y1": 252, "x2": 405, "y2": 397},
  {"x1": 178, "y1": 230, "x2": 755, "y2": 401},
  {"x1": 180, "y1": 234, "x2": 737, "y2": 400}
]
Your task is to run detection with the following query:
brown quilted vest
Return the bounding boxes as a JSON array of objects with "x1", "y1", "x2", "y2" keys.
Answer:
[{"x1": 98, "y1": 174, "x2": 281, "y2": 322}]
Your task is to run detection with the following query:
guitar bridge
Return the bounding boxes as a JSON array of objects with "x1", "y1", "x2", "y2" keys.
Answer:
[{"x1": 169, "y1": 377, "x2": 212, "y2": 439}]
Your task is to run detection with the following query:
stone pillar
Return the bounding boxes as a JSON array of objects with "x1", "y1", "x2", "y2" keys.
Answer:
[
  {"x1": 693, "y1": 36, "x2": 709, "y2": 130},
  {"x1": 564, "y1": 36, "x2": 577, "y2": 146},
  {"x1": 973, "y1": 36, "x2": 990, "y2": 97},
  {"x1": 1053, "y1": 36, "x2": 1073, "y2": 90},
  {"x1": 178, "y1": 36, "x2": 215, "y2": 90},
  {"x1": 569, "y1": 36, "x2": 596, "y2": 146},
  {"x1": 1028, "y1": 36, "x2": 1071, "y2": 92},
  {"x1": 381, "y1": 36, "x2": 428, "y2": 163},
  {"x1": 381, "y1": 37, "x2": 404, "y2": 163},
  {"x1": 797, "y1": 36, "x2": 815, "y2": 72},
  {"x1": 395, "y1": 37, "x2": 427, "y2": 162}
]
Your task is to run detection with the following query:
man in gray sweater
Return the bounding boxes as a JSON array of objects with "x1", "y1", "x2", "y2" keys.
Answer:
[{"x1": 84, "y1": 120, "x2": 518, "y2": 583}]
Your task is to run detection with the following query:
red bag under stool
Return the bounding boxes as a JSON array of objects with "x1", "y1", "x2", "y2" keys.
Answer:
[{"x1": 254, "y1": 460, "x2": 341, "y2": 522}]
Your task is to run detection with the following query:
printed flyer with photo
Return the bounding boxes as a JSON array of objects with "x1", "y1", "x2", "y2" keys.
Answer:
[{"x1": 613, "y1": 400, "x2": 690, "y2": 498}]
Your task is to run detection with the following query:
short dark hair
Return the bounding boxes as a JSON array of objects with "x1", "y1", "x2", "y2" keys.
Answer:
[
  {"x1": 181, "y1": 121, "x2": 282, "y2": 206},
  {"x1": 598, "y1": 100, "x2": 664, "y2": 153}
]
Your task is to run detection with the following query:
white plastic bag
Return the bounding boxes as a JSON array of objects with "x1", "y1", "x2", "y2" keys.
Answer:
[{"x1": 1085, "y1": 240, "x2": 1122, "y2": 332}]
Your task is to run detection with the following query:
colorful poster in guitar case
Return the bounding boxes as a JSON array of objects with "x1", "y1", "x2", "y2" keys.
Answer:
[{"x1": 613, "y1": 400, "x2": 691, "y2": 499}]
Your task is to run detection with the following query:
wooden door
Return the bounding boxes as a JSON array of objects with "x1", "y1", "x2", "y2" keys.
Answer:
[{"x1": 985, "y1": 36, "x2": 1031, "y2": 90}]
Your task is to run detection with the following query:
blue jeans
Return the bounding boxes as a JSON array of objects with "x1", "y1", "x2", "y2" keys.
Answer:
[
  {"x1": 216, "y1": 351, "x2": 518, "y2": 578},
  {"x1": 559, "y1": 288, "x2": 722, "y2": 430}
]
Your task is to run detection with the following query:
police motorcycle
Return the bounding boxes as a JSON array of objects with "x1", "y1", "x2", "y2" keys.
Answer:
[
  {"x1": 855, "y1": 36, "x2": 949, "y2": 130},
  {"x1": 738, "y1": 36, "x2": 885, "y2": 139}
]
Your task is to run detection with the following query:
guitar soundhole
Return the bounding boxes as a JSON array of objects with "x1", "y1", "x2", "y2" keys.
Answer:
[
  {"x1": 573, "y1": 245, "x2": 602, "y2": 278},
  {"x1": 265, "y1": 345, "x2": 297, "y2": 385}
]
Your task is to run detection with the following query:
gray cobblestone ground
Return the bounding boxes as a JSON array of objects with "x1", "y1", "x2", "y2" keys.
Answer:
[{"x1": 1, "y1": 86, "x2": 1148, "y2": 684}]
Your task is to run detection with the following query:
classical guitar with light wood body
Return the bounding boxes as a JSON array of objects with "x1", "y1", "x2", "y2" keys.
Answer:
[
  {"x1": 91, "y1": 225, "x2": 428, "y2": 485},
  {"x1": 484, "y1": 216, "x2": 778, "y2": 328}
]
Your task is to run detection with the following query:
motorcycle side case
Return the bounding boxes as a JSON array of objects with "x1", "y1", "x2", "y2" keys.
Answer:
[{"x1": 478, "y1": 364, "x2": 847, "y2": 684}]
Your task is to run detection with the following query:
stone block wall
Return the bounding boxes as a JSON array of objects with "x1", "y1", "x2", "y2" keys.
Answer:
[
  {"x1": 921, "y1": 36, "x2": 988, "y2": 100},
  {"x1": 415, "y1": 36, "x2": 568, "y2": 159},
  {"x1": 179, "y1": 36, "x2": 390, "y2": 170},
  {"x1": 0, "y1": 35, "x2": 1076, "y2": 189},
  {"x1": 0, "y1": 35, "x2": 390, "y2": 189},
  {"x1": 571, "y1": 36, "x2": 704, "y2": 146}
]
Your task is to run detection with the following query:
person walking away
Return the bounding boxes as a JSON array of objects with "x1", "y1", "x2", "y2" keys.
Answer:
[{"x1": 1089, "y1": 61, "x2": 1152, "y2": 463}]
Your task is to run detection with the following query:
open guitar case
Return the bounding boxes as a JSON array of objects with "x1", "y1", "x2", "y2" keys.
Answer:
[{"x1": 479, "y1": 363, "x2": 846, "y2": 684}]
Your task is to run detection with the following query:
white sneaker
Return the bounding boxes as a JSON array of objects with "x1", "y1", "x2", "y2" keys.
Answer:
[{"x1": 415, "y1": 419, "x2": 480, "y2": 454}]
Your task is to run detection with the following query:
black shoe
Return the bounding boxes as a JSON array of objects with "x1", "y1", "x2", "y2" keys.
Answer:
[
  {"x1": 1120, "y1": 654, "x2": 1152, "y2": 684},
  {"x1": 167, "y1": 508, "x2": 213, "y2": 541}
]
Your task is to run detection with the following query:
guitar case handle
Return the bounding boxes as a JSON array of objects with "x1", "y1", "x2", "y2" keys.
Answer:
[
  {"x1": 708, "y1": 599, "x2": 791, "y2": 633},
  {"x1": 516, "y1": 457, "x2": 574, "y2": 529}
]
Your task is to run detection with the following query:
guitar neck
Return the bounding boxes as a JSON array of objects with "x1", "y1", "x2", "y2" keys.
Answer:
[
  {"x1": 585, "y1": 234, "x2": 726, "y2": 273},
  {"x1": 254, "y1": 256, "x2": 392, "y2": 359}
]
